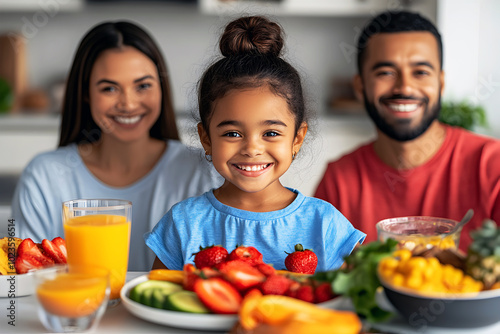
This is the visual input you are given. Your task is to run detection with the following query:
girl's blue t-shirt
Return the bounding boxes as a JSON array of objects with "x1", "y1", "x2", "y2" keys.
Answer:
[{"x1": 145, "y1": 189, "x2": 365, "y2": 271}]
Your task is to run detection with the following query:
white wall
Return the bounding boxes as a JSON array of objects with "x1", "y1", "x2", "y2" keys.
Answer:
[{"x1": 437, "y1": 0, "x2": 500, "y2": 137}]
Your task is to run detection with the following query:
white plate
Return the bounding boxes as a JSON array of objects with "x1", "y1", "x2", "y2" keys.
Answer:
[
  {"x1": 120, "y1": 275, "x2": 238, "y2": 331},
  {"x1": 120, "y1": 274, "x2": 343, "y2": 331},
  {"x1": 0, "y1": 273, "x2": 34, "y2": 297}
]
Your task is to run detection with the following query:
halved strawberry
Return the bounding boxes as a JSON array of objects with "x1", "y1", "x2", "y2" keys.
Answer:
[
  {"x1": 260, "y1": 274, "x2": 293, "y2": 295},
  {"x1": 183, "y1": 264, "x2": 199, "y2": 291},
  {"x1": 15, "y1": 254, "x2": 43, "y2": 274},
  {"x1": 15, "y1": 238, "x2": 55, "y2": 274},
  {"x1": 194, "y1": 277, "x2": 242, "y2": 314},
  {"x1": 51, "y1": 237, "x2": 67, "y2": 259},
  {"x1": 255, "y1": 263, "x2": 276, "y2": 277},
  {"x1": 227, "y1": 246, "x2": 263, "y2": 266},
  {"x1": 217, "y1": 260, "x2": 265, "y2": 291},
  {"x1": 41, "y1": 239, "x2": 66, "y2": 264}
]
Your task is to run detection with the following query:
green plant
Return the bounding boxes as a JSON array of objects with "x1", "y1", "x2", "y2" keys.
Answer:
[
  {"x1": 0, "y1": 78, "x2": 13, "y2": 113},
  {"x1": 439, "y1": 100, "x2": 488, "y2": 131}
]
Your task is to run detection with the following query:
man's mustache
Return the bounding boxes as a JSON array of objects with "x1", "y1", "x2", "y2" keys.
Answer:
[{"x1": 380, "y1": 94, "x2": 429, "y2": 104}]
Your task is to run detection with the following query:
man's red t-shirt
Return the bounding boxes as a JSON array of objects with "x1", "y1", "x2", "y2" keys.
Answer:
[{"x1": 314, "y1": 125, "x2": 500, "y2": 251}]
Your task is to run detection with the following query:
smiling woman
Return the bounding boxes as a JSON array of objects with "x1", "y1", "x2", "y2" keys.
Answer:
[{"x1": 10, "y1": 21, "x2": 222, "y2": 271}]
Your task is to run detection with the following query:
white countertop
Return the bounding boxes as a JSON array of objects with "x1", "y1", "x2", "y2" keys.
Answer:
[{"x1": 2, "y1": 272, "x2": 500, "y2": 334}]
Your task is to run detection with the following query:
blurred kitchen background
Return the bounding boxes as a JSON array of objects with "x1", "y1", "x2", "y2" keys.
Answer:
[{"x1": 0, "y1": 0, "x2": 499, "y2": 225}]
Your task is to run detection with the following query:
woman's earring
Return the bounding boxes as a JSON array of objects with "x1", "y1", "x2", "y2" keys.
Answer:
[
  {"x1": 292, "y1": 151, "x2": 296, "y2": 160},
  {"x1": 205, "y1": 151, "x2": 212, "y2": 162}
]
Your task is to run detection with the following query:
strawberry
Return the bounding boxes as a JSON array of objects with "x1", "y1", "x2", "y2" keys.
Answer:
[
  {"x1": 255, "y1": 263, "x2": 276, "y2": 277},
  {"x1": 227, "y1": 245, "x2": 263, "y2": 266},
  {"x1": 284, "y1": 244, "x2": 318, "y2": 274},
  {"x1": 217, "y1": 260, "x2": 265, "y2": 291},
  {"x1": 15, "y1": 238, "x2": 55, "y2": 274},
  {"x1": 295, "y1": 284, "x2": 314, "y2": 303},
  {"x1": 51, "y1": 237, "x2": 67, "y2": 259},
  {"x1": 285, "y1": 280, "x2": 301, "y2": 298},
  {"x1": 314, "y1": 282, "x2": 335, "y2": 303},
  {"x1": 260, "y1": 274, "x2": 292, "y2": 295},
  {"x1": 41, "y1": 239, "x2": 66, "y2": 264},
  {"x1": 193, "y1": 245, "x2": 228, "y2": 269},
  {"x1": 194, "y1": 277, "x2": 242, "y2": 314}
]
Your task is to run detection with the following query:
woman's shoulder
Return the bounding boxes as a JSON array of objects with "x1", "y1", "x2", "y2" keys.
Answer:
[{"x1": 23, "y1": 144, "x2": 79, "y2": 173}]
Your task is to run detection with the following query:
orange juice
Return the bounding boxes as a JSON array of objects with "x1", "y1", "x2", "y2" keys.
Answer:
[
  {"x1": 36, "y1": 273, "x2": 108, "y2": 317},
  {"x1": 64, "y1": 214, "x2": 131, "y2": 300}
]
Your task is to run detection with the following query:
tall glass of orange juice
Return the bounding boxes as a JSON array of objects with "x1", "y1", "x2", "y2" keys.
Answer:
[{"x1": 63, "y1": 199, "x2": 131, "y2": 306}]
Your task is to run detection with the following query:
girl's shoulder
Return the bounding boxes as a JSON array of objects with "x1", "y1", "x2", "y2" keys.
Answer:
[{"x1": 169, "y1": 190, "x2": 213, "y2": 214}]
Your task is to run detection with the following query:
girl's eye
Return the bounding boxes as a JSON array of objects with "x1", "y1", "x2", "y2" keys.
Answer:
[
  {"x1": 223, "y1": 131, "x2": 241, "y2": 138},
  {"x1": 264, "y1": 131, "x2": 279, "y2": 137}
]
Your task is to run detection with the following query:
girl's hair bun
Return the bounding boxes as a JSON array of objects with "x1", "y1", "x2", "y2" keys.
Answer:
[{"x1": 219, "y1": 16, "x2": 284, "y2": 58}]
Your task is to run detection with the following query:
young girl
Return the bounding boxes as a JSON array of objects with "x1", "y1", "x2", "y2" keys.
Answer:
[
  {"x1": 11, "y1": 21, "x2": 221, "y2": 271},
  {"x1": 146, "y1": 16, "x2": 365, "y2": 271}
]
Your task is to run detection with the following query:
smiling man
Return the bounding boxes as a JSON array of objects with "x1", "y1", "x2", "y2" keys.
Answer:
[{"x1": 314, "y1": 11, "x2": 500, "y2": 250}]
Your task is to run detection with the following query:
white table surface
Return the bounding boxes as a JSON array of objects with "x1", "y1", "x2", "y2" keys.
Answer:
[{"x1": 2, "y1": 272, "x2": 500, "y2": 334}]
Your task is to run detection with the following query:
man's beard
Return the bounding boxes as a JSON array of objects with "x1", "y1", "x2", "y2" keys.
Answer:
[{"x1": 363, "y1": 91, "x2": 441, "y2": 142}]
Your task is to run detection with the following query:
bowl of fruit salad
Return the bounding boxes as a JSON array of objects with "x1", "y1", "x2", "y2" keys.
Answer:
[
  {"x1": 377, "y1": 220, "x2": 500, "y2": 329},
  {"x1": 376, "y1": 216, "x2": 461, "y2": 251}
]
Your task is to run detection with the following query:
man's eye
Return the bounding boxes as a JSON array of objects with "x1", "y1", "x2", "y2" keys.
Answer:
[
  {"x1": 415, "y1": 70, "x2": 430, "y2": 76},
  {"x1": 223, "y1": 131, "x2": 241, "y2": 138},
  {"x1": 376, "y1": 71, "x2": 394, "y2": 77}
]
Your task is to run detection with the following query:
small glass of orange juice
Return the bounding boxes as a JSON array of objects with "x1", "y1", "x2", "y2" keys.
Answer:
[
  {"x1": 62, "y1": 199, "x2": 131, "y2": 307},
  {"x1": 34, "y1": 264, "x2": 110, "y2": 333}
]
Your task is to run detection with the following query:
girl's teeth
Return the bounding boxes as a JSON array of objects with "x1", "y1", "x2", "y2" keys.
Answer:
[
  {"x1": 115, "y1": 115, "x2": 141, "y2": 124},
  {"x1": 238, "y1": 164, "x2": 269, "y2": 171},
  {"x1": 388, "y1": 104, "x2": 418, "y2": 112}
]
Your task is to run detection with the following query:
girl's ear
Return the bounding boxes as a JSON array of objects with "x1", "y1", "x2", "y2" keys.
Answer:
[
  {"x1": 197, "y1": 123, "x2": 212, "y2": 154},
  {"x1": 292, "y1": 121, "x2": 308, "y2": 154}
]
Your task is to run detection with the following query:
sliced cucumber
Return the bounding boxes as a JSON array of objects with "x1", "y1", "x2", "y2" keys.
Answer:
[
  {"x1": 165, "y1": 290, "x2": 210, "y2": 314},
  {"x1": 129, "y1": 280, "x2": 182, "y2": 307}
]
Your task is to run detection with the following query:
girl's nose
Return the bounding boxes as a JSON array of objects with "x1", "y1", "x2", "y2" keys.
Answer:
[{"x1": 241, "y1": 137, "x2": 263, "y2": 157}]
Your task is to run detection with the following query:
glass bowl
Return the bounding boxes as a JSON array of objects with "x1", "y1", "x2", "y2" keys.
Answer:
[{"x1": 376, "y1": 216, "x2": 461, "y2": 251}]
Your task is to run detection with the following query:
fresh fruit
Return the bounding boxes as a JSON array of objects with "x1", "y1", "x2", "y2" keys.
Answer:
[
  {"x1": 41, "y1": 238, "x2": 67, "y2": 264},
  {"x1": 466, "y1": 219, "x2": 500, "y2": 289},
  {"x1": 217, "y1": 260, "x2": 266, "y2": 291},
  {"x1": 51, "y1": 237, "x2": 67, "y2": 259},
  {"x1": 227, "y1": 245, "x2": 263, "y2": 266},
  {"x1": 193, "y1": 245, "x2": 228, "y2": 269},
  {"x1": 238, "y1": 289, "x2": 362, "y2": 334},
  {"x1": 284, "y1": 244, "x2": 318, "y2": 274},
  {"x1": 164, "y1": 290, "x2": 210, "y2": 313},
  {"x1": 314, "y1": 282, "x2": 336, "y2": 303},
  {"x1": 255, "y1": 263, "x2": 276, "y2": 277},
  {"x1": 193, "y1": 277, "x2": 243, "y2": 314},
  {"x1": 378, "y1": 252, "x2": 483, "y2": 294},
  {"x1": 183, "y1": 264, "x2": 199, "y2": 291},
  {"x1": 15, "y1": 238, "x2": 55, "y2": 274},
  {"x1": 129, "y1": 280, "x2": 182, "y2": 307},
  {"x1": 259, "y1": 274, "x2": 292, "y2": 295},
  {"x1": 295, "y1": 284, "x2": 314, "y2": 303},
  {"x1": 149, "y1": 269, "x2": 184, "y2": 284}
]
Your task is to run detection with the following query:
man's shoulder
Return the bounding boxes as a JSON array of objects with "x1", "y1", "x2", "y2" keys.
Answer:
[{"x1": 449, "y1": 126, "x2": 500, "y2": 151}]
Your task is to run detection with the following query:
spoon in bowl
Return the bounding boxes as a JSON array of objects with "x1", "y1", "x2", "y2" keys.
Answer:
[{"x1": 449, "y1": 209, "x2": 474, "y2": 235}]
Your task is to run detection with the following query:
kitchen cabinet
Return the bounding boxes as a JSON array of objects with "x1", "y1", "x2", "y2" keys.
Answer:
[
  {"x1": 199, "y1": 0, "x2": 429, "y2": 16},
  {"x1": 0, "y1": 0, "x2": 83, "y2": 11}
]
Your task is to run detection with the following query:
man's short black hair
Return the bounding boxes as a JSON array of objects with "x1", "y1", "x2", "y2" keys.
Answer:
[{"x1": 356, "y1": 11, "x2": 443, "y2": 74}]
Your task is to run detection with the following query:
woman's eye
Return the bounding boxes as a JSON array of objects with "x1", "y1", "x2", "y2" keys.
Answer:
[
  {"x1": 223, "y1": 131, "x2": 241, "y2": 138},
  {"x1": 138, "y1": 83, "x2": 152, "y2": 90},
  {"x1": 101, "y1": 86, "x2": 117, "y2": 93}
]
